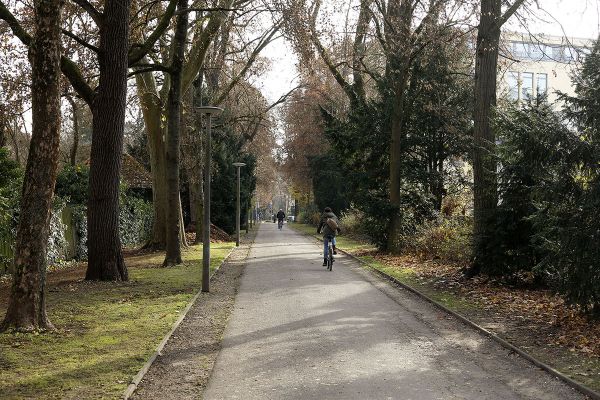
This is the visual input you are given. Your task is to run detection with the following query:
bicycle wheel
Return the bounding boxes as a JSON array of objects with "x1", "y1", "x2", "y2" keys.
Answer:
[{"x1": 327, "y1": 242, "x2": 333, "y2": 271}]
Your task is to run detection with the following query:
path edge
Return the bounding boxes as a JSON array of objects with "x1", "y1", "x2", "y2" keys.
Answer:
[
  {"x1": 292, "y1": 225, "x2": 600, "y2": 400},
  {"x1": 122, "y1": 245, "x2": 238, "y2": 400}
]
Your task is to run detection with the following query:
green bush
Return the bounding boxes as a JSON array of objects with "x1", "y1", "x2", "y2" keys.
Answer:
[
  {"x1": 71, "y1": 205, "x2": 88, "y2": 260},
  {"x1": 47, "y1": 198, "x2": 69, "y2": 269},
  {"x1": 0, "y1": 149, "x2": 22, "y2": 273},
  {"x1": 531, "y1": 37, "x2": 600, "y2": 313},
  {"x1": 478, "y1": 100, "x2": 561, "y2": 278},
  {"x1": 55, "y1": 164, "x2": 89, "y2": 205},
  {"x1": 119, "y1": 194, "x2": 153, "y2": 247}
]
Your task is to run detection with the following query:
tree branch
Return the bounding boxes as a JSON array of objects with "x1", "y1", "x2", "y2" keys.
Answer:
[
  {"x1": 70, "y1": 0, "x2": 103, "y2": 26},
  {"x1": 62, "y1": 29, "x2": 99, "y2": 53},
  {"x1": 493, "y1": 0, "x2": 528, "y2": 33},
  {"x1": 0, "y1": 2, "x2": 32, "y2": 45},
  {"x1": 129, "y1": 0, "x2": 178, "y2": 66},
  {"x1": 213, "y1": 23, "x2": 281, "y2": 105},
  {"x1": 181, "y1": 0, "x2": 236, "y2": 95},
  {"x1": 1, "y1": 2, "x2": 95, "y2": 104},
  {"x1": 60, "y1": 57, "x2": 95, "y2": 105},
  {"x1": 127, "y1": 64, "x2": 173, "y2": 77}
]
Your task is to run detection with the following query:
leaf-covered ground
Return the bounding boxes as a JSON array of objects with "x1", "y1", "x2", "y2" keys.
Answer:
[
  {"x1": 0, "y1": 242, "x2": 235, "y2": 400},
  {"x1": 290, "y1": 223, "x2": 600, "y2": 392}
]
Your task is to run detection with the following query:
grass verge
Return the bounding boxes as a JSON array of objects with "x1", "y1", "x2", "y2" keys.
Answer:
[{"x1": 0, "y1": 242, "x2": 235, "y2": 400}]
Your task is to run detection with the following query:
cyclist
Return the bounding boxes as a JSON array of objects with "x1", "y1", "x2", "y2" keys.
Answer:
[
  {"x1": 276, "y1": 209, "x2": 286, "y2": 229},
  {"x1": 317, "y1": 207, "x2": 341, "y2": 266}
]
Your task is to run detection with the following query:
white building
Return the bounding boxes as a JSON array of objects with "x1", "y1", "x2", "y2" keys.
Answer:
[{"x1": 498, "y1": 32, "x2": 593, "y2": 104}]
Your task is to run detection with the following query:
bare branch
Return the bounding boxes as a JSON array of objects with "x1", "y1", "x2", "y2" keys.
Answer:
[
  {"x1": 129, "y1": 0, "x2": 178, "y2": 66},
  {"x1": 70, "y1": 0, "x2": 102, "y2": 25},
  {"x1": 62, "y1": 29, "x2": 99, "y2": 53}
]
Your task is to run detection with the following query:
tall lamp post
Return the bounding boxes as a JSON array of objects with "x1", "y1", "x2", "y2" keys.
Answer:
[
  {"x1": 232, "y1": 162, "x2": 246, "y2": 246},
  {"x1": 198, "y1": 106, "x2": 223, "y2": 293}
]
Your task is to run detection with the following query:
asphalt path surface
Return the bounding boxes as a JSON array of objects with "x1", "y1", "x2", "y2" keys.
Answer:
[{"x1": 203, "y1": 222, "x2": 582, "y2": 400}]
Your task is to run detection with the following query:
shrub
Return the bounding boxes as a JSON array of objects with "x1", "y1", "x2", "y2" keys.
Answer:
[
  {"x1": 0, "y1": 151, "x2": 22, "y2": 273},
  {"x1": 119, "y1": 194, "x2": 153, "y2": 247},
  {"x1": 298, "y1": 203, "x2": 320, "y2": 226},
  {"x1": 339, "y1": 208, "x2": 365, "y2": 236},
  {"x1": 409, "y1": 215, "x2": 473, "y2": 265},
  {"x1": 47, "y1": 198, "x2": 69, "y2": 269},
  {"x1": 71, "y1": 205, "x2": 88, "y2": 260},
  {"x1": 55, "y1": 164, "x2": 89, "y2": 205}
]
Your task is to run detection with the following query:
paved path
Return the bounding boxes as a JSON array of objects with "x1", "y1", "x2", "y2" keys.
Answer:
[{"x1": 203, "y1": 223, "x2": 582, "y2": 400}]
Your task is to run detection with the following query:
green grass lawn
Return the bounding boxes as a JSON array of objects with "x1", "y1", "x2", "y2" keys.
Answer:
[{"x1": 0, "y1": 242, "x2": 235, "y2": 400}]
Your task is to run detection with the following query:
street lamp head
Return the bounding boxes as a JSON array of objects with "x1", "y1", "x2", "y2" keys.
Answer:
[
  {"x1": 196, "y1": 106, "x2": 224, "y2": 116},
  {"x1": 232, "y1": 162, "x2": 246, "y2": 167}
]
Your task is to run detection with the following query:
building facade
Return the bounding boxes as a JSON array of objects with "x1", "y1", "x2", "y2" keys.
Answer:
[{"x1": 498, "y1": 32, "x2": 592, "y2": 104}]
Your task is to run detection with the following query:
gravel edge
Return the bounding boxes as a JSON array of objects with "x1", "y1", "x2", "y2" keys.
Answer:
[{"x1": 122, "y1": 238, "x2": 250, "y2": 400}]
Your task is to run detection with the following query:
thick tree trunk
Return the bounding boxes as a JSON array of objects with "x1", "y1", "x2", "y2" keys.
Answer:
[
  {"x1": 85, "y1": 0, "x2": 131, "y2": 281},
  {"x1": 470, "y1": 0, "x2": 502, "y2": 275},
  {"x1": 135, "y1": 70, "x2": 168, "y2": 249},
  {"x1": 67, "y1": 96, "x2": 79, "y2": 166},
  {"x1": 163, "y1": 0, "x2": 188, "y2": 266},
  {"x1": 1, "y1": 0, "x2": 62, "y2": 332}
]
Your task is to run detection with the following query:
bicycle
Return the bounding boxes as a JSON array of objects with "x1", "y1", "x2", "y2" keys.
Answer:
[
  {"x1": 325, "y1": 234, "x2": 334, "y2": 271},
  {"x1": 277, "y1": 219, "x2": 283, "y2": 230}
]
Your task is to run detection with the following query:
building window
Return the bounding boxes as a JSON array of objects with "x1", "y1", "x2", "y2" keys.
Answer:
[
  {"x1": 537, "y1": 73, "x2": 548, "y2": 96},
  {"x1": 528, "y1": 43, "x2": 543, "y2": 60},
  {"x1": 512, "y1": 42, "x2": 528, "y2": 59},
  {"x1": 521, "y1": 72, "x2": 533, "y2": 99},
  {"x1": 507, "y1": 71, "x2": 519, "y2": 100}
]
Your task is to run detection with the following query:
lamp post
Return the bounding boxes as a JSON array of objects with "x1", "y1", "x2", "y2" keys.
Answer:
[
  {"x1": 198, "y1": 106, "x2": 223, "y2": 293},
  {"x1": 232, "y1": 162, "x2": 246, "y2": 246}
]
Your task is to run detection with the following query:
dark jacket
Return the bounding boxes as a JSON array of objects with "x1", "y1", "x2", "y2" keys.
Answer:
[
  {"x1": 317, "y1": 211, "x2": 341, "y2": 237},
  {"x1": 276, "y1": 211, "x2": 285, "y2": 221}
]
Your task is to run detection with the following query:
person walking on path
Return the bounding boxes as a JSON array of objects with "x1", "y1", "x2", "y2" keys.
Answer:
[{"x1": 317, "y1": 206, "x2": 341, "y2": 266}]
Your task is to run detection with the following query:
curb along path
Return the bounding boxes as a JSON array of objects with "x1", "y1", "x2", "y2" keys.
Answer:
[{"x1": 126, "y1": 232, "x2": 255, "y2": 400}]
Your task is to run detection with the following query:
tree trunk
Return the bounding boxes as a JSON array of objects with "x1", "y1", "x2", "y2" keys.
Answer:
[
  {"x1": 0, "y1": 107, "x2": 6, "y2": 148},
  {"x1": 163, "y1": 0, "x2": 188, "y2": 266},
  {"x1": 386, "y1": 65, "x2": 410, "y2": 253},
  {"x1": 384, "y1": 0, "x2": 413, "y2": 253},
  {"x1": 469, "y1": 0, "x2": 502, "y2": 275},
  {"x1": 67, "y1": 96, "x2": 79, "y2": 166},
  {"x1": 9, "y1": 120, "x2": 21, "y2": 165},
  {"x1": 387, "y1": 88, "x2": 404, "y2": 253},
  {"x1": 85, "y1": 0, "x2": 131, "y2": 281},
  {"x1": 136, "y1": 69, "x2": 168, "y2": 249},
  {"x1": 1, "y1": 0, "x2": 62, "y2": 332}
]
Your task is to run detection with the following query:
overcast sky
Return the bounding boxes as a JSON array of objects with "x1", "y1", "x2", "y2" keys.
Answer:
[{"x1": 259, "y1": 0, "x2": 600, "y2": 104}]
